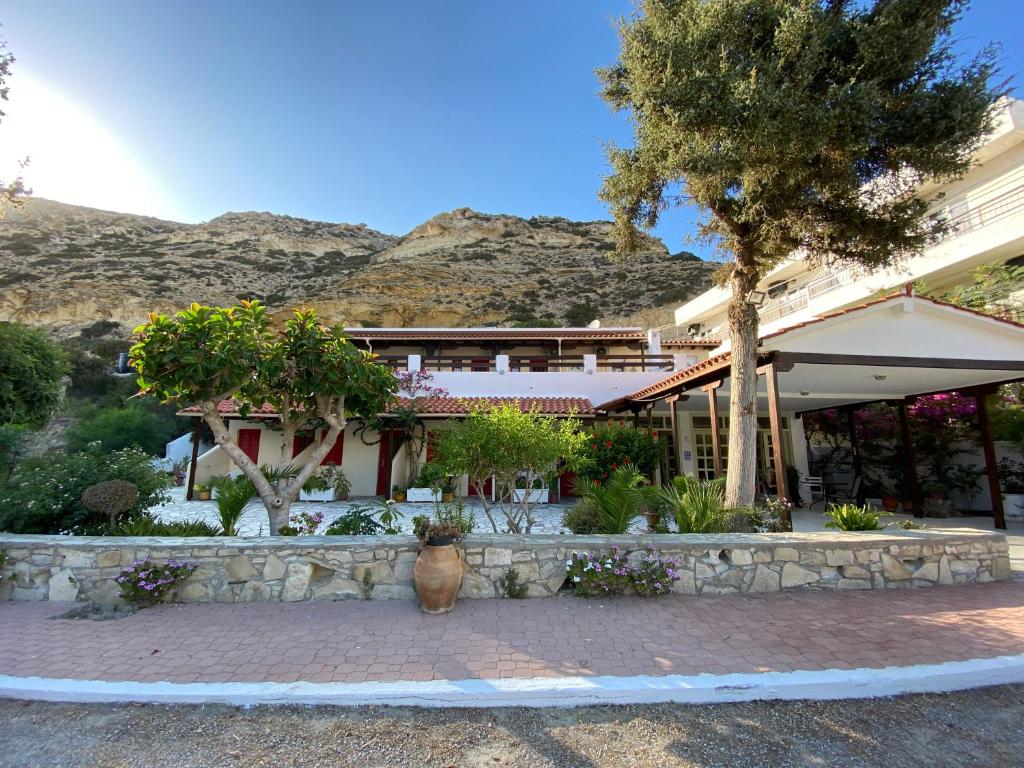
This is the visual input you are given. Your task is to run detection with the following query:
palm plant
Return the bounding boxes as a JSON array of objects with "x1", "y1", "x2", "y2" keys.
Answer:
[
  {"x1": 573, "y1": 466, "x2": 657, "y2": 534},
  {"x1": 823, "y1": 503, "x2": 882, "y2": 531},
  {"x1": 210, "y1": 475, "x2": 256, "y2": 536},
  {"x1": 660, "y1": 475, "x2": 736, "y2": 534}
]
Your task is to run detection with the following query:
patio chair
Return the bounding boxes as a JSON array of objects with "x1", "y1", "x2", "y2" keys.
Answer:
[
  {"x1": 829, "y1": 475, "x2": 864, "y2": 506},
  {"x1": 799, "y1": 476, "x2": 826, "y2": 509}
]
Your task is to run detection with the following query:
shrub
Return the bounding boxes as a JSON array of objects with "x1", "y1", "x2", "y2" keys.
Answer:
[
  {"x1": 579, "y1": 424, "x2": 661, "y2": 483},
  {"x1": 0, "y1": 444, "x2": 170, "y2": 534},
  {"x1": 497, "y1": 567, "x2": 528, "y2": 598},
  {"x1": 659, "y1": 476, "x2": 736, "y2": 533},
  {"x1": 0, "y1": 321, "x2": 69, "y2": 429},
  {"x1": 66, "y1": 404, "x2": 178, "y2": 456},
  {"x1": 823, "y1": 503, "x2": 883, "y2": 531},
  {"x1": 210, "y1": 475, "x2": 255, "y2": 535},
  {"x1": 112, "y1": 515, "x2": 220, "y2": 536},
  {"x1": 0, "y1": 425, "x2": 26, "y2": 484},
  {"x1": 289, "y1": 510, "x2": 324, "y2": 535},
  {"x1": 564, "y1": 546, "x2": 682, "y2": 597},
  {"x1": 562, "y1": 498, "x2": 600, "y2": 534},
  {"x1": 572, "y1": 466, "x2": 657, "y2": 534},
  {"x1": 324, "y1": 505, "x2": 383, "y2": 535},
  {"x1": 81, "y1": 480, "x2": 139, "y2": 530},
  {"x1": 116, "y1": 558, "x2": 197, "y2": 607}
]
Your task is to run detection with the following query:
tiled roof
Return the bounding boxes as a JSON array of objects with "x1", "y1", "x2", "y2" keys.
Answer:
[
  {"x1": 661, "y1": 337, "x2": 719, "y2": 347},
  {"x1": 595, "y1": 352, "x2": 734, "y2": 412},
  {"x1": 178, "y1": 396, "x2": 594, "y2": 419},
  {"x1": 344, "y1": 327, "x2": 646, "y2": 342}
]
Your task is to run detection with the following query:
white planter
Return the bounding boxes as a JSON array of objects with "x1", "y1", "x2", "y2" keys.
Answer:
[
  {"x1": 1003, "y1": 493, "x2": 1024, "y2": 520},
  {"x1": 299, "y1": 488, "x2": 335, "y2": 502},
  {"x1": 406, "y1": 487, "x2": 441, "y2": 503},
  {"x1": 513, "y1": 488, "x2": 549, "y2": 504}
]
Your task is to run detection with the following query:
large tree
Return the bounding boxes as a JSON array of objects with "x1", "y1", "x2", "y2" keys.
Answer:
[
  {"x1": 131, "y1": 301, "x2": 396, "y2": 533},
  {"x1": 0, "y1": 321, "x2": 68, "y2": 429},
  {"x1": 599, "y1": 0, "x2": 1000, "y2": 507}
]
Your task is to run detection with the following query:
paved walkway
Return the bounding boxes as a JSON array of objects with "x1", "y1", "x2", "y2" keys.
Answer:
[{"x1": 2, "y1": 582, "x2": 1022, "y2": 686}]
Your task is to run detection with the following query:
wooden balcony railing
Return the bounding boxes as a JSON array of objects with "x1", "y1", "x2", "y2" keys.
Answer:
[{"x1": 372, "y1": 354, "x2": 681, "y2": 373}]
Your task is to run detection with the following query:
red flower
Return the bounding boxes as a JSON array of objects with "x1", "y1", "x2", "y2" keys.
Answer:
[
  {"x1": 591, "y1": 444, "x2": 598, "y2": 450},
  {"x1": 605, "y1": 440, "x2": 613, "y2": 448},
  {"x1": 611, "y1": 463, "x2": 618, "y2": 469}
]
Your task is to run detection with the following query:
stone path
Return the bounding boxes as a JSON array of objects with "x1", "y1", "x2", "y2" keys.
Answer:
[
  {"x1": 153, "y1": 487, "x2": 581, "y2": 535},
  {"x1": 2, "y1": 582, "x2": 1022, "y2": 685}
]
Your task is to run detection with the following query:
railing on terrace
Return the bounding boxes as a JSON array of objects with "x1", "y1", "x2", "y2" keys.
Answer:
[
  {"x1": 933, "y1": 182, "x2": 1024, "y2": 243},
  {"x1": 371, "y1": 354, "x2": 680, "y2": 373}
]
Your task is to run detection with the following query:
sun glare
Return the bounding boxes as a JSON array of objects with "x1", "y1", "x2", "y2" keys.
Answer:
[{"x1": 0, "y1": 72, "x2": 189, "y2": 221}]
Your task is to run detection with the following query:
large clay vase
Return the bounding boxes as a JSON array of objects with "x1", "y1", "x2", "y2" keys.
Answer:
[{"x1": 414, "y1": 542, "x2": 463, "y2": 614}]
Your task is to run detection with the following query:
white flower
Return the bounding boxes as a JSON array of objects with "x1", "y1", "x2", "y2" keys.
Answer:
[{"x1": 573, "y1": 576, "x2": 580, "y2": 582}]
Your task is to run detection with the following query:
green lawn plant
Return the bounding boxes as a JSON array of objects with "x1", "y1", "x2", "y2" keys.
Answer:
[
  {"x1": 824, "y1": 503, "x2": 883, "y2": 532},
  {"x1": 659, "y1": 476, "x2": 736, "y2": 534}
]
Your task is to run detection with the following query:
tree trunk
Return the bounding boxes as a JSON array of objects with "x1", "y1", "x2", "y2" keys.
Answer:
[{"x1": 724, "y1": 261, "x2": 760, "y2": 509}]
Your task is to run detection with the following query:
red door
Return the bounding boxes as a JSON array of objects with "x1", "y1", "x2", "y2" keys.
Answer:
[
  {"x1": 467, "y1": 476, "x2": 493, "y2": 499},
  {"x1": 292, "y1": 433, "x2": 314, "y2": 458},
  {"x1": 321, "y1": 429, "x2": 344, "y2": 465},
  {"x1": 375, "y1": 431, "x2": 393, "y2": 496},
  {"x1": 237, "y1": 428, "x2": 261, "y2": 465},
  {"x1": 558, "y1": 470, "x2": 577, "y2": 500}
]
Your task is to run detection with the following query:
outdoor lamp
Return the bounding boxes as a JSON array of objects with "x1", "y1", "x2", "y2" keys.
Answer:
[{"x1": 746, "y1": 289, "x2": 767, "y2": 307}]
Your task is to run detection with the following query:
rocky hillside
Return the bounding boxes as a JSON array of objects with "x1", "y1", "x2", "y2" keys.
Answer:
[{"x1": 0, "y1": 198, "x2": 715, "y2": 336}]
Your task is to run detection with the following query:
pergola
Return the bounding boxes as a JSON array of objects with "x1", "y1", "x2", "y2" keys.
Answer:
[{"x1": 598, "y1": 291, "x2": 1024, "y2": 529}]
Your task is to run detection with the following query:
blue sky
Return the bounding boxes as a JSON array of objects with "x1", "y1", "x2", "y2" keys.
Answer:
[{"x1": 0, "y1": 1, "x2": 1019, "y2": 259}]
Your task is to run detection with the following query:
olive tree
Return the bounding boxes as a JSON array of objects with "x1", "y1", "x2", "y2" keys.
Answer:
[
  {"x1": 436, "y1": 403, "x2": 589, "y2": 533},
  {"x1": 130, "y1": 301, "x2": 396, "y2": 533},
  {"x1": 599, "y1": 0, "x2": 999, "y2": 507}
]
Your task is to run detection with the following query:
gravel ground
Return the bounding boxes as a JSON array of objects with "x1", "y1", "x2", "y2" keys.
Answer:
[{"x1": 1, "y1": 685, "x2": 1021, "y2": 767}]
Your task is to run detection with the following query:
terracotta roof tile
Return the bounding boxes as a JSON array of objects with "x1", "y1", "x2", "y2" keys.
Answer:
[
  {"x1": 344, "y1": 328, "x2": 646, "y2": 342},
  {"x1": 178, "y1": 396, "x2": 593, "y2": 419}
]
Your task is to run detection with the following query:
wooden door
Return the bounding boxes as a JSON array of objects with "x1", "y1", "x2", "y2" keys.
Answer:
[
  {"x1": 237, "y1": 428, "x2": 261, "y2": 465},
  {"x1": 321, "y1": 429, "x2": 344, "y2": 466},
  {"x1": 376, "y1": 431, "x2": 393, "y2": 496}
]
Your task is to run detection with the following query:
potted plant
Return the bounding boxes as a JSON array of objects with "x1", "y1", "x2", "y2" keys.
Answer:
[
  {"x1": 299, "y1": 469, "x2": 334, "y2": 502},
  {"x1": 998, "y1": 458, "x2": 1024, "y2": 521},
  {"x1": 412, "y1": 506, "x2": 469, "y2": 614},
  {"x1": 880, "y1": 485, "x2": 900, "y2": 512},
  {"x1": 407, "y1": 462, "x2": 445, "y2": 502},
  {"x1": 441, "y1": 477, "x2": 455, "y2": 503},
  {"x1": 392, "y1": 485, "x2": 406, "y2": 503},
  {"x1": 512, "y1": 475, "x2": 549, "y2": 504},
  {"x1": 194, "y1": 483, "x2": 211, "y2": 501}
]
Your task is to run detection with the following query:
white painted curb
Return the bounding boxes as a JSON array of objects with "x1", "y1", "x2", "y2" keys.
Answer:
[{"x1": 2, "y1": 655, "x2": 1022, "y2": 708}]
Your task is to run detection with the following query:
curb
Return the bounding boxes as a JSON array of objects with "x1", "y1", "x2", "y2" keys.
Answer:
[{"x1": 3, "y1": 655, "x2": 1024, "y2": 708}]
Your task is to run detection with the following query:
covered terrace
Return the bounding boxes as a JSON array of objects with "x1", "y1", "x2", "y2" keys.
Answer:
[{"x1": 597, "y1": 290, "x2": 1024, "y2": 529}]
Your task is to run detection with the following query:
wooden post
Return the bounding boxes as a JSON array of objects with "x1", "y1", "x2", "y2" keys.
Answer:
[
  {"x1": 845, "y1": 409, "x2": 863, "y2": 480},
  {"x1": 897, "y1": 401, "x2": 923, "y2": 518},
  {"x1": 186, "y1": 417, "x2": 202, "y2": 501},
  {"x1": 666, "y1": 395, "x2": 680, "y2": 478},
  {"x1": 703, "y1": 382, "x2": 723, "y2": 479},
  {"x1": 763, "y1": 364, "x2": 790, "y2": 523},
  {"x1": 646, "y1": 403, "x2": 654, "y2": 434},
  {"x1": 975, "y1": 392, "x2": 1007, "y2": 530}
]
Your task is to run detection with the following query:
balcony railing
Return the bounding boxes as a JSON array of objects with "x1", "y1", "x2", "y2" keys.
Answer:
[{"x1": 373, "y1": 353, "x2": 680, "y2": 373}]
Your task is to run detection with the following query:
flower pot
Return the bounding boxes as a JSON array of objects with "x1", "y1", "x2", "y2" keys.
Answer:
[
  {"x1": 1002, "y1": 493, "x2": 1024, "y2": 521},
  {"x1": 197, "y1": 490, "x2": 210, "y2": 501},
  {"x1": 442, "y1": 492, "x2": 454, "y2": 503},
  {"x1": 413, "y1": 543, "x2": 463, "y2": 614},
  {"x1": 299, "y1": 488, "x2": 334, "y2": 502},
  {"x1": 407, "y1": 487, "x2": 441, "y2": 503},
  {"x1": 512, "y1": 488, "x2": 549, "y2": 503},
  {"x1": 393, "y1": 492, "x2": 406, "y2": 503},
  {"x1": 901, "y1": 499, "x2": 914, "y2": 512},
  {"x1": 881, "y1": 496, "x2": 900, "y2": 512}
]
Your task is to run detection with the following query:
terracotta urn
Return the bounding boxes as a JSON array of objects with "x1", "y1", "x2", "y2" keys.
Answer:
[
  {"x1": 414, "y1": 541, "x2": 463, "y2": 614},
  {"x1": 881, "y1": 495, "x2": 900, "y2": 512}
]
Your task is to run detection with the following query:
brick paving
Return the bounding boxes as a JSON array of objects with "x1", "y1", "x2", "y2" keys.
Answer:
[{"x1": 1, "y1": 582, "x2": 1023, "y2": 685}]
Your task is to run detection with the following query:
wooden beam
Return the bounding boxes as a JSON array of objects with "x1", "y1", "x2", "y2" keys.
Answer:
[
  {"x1": 975, "y1": 392, "x2": 1007, "y2": 530},
  {"x1": 897, "y1": 402, "x2": 923, "y2": 518},
  {"x1": 773, "y1": 351, "x2": 1024, "y2": 371},
  {"x1": 186, "y1": 417, "x2": 202, "y2": 501},
  {"x1": 668, "y1": 396, "x2": 680, "y2": 478},
  {"x1": 763, "y1": 363, "x2": 791, "y2": 526},
  {"x1": 707, "y1": 384, "x2": 723, "y2": 479}
]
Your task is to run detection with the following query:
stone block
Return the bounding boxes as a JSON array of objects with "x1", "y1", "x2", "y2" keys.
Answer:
[
  {"x1": 96, "y1": 551, "x2": 121, "y2": 568},
  {"x1": 911, "y1": 562, "x2": 939, "y2": 582},
  {"x1": 992, "y1": 556, "x2": 1012, "y2": 581},
  {"x1": 312, "y1": 576, "x2": 361, "y2": 600},
  {"x1": 484, "y1": 547, "x2": 512, "y2": 567},
  {"x1": 728, "y1": 549, "x2": 753, "y2": 566},
  {"x1": 262, "y1": 554, "x2": 286, "y2": 581},
  {"x1": 837, "y1": 579, "x2": 871, "y2": 590},
  {"x1": 880, "y1": 554, "x2": 912, "y2": 580},
  {"x1": 825, "y1": 549, "x2": 855, "y2": 566},
  {"x1": 511, "y1": 551, "x2": 533, "y2": 563},
  {"x1": 840, "y1": 565, "x2": 870, "y2": 580},
  {"x1": 282, "y1": 562, "x2": 313, "y2": 601},
  {"x1": 47, "y1": 570, "x2": 79, "y2": 602},
  {"x1": 774, "y1": 547, "x2": 799, "y2": 562},
  {"x1": 938, "y1": 556, "x2": 953, "y2": 585},
  {"x1": 671, "y1": 569, "x2": 697, "y2": 595},
  {"x1": 780, "y1": 562, "x2": 818, "y2": 589},
  {"x1": 178, "y1": 581, "x2": 212, "y2": 602},
  {"x1": 225, "y1": 555, "x2": 258, "y2": 582},
  {"x1": 371, "y1": 584, "x2": 416, "y2": 600},
  {"x1": 353, "y1": 560, "x2": 394, "y2": 585},
  {"x1": 750, "y1": 564, "x2": 779, "y2": 593},
  {"x1": 459, "y1": 571, "x2": 494, "y2": 598}
]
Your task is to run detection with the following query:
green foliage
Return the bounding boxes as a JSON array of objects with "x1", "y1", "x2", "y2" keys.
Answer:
[
  {"x1": 659, "y1": 476, "x2": 736, "y2": 534},
  {"x1": 210, "y1": 475, "x2": 255, "y2": 535},
  {"x1": 66, "y1": 403, "x2": 179, "y2": 456},
  {"x1": 116, "y1": 558, "x2": 198, "y2": 607},
  {"x1": 562, "y1": 498, "x2": 600, "y2": 535},
  {"x1": 497, "y1": 567, "x2": 528, "y2": 599},
  {"x1": 580, "y1": 424, "x2": 660, "y2": 482},
  {"x1": 824, "y1": 503, "x2": 883, "y2": 531},
  {"x1": 412, "y1": 461, "x2": 447, "y2": 490},
  {"x1": 0, "y1": 321, "x2": 69, "y2": 429},
  {"x1": 927, "y1": 261, "x2": 1024, "y2": 324},
  {"x1": 572, "y1": 466, "x2": 656, "y2": 534},
  {"x1": 81, "y1": 480, "x2": 139, "y2": 529},
  {"x1": 130, "y1": 301, "x2": 397, "y2": 533},
  {"x1": 997, "y1": 458, "x2": 1024, "y2": 494},
  {"x1": 324, "y1": 505, "x2": 384, "y2": 535},
  {"x1": 112, "y1": 515, "x2": 220, "y2": 537},
  {"x1": 0, "y1": 424, "x2": 26, "y2": 483},
  {"x1": 0, "y1": 444, "x2": 169, "y2": 534},
  {"x1": 413, "y1": 499, "x2": 475, "y2": 542},
  {"x1": 436, "y1": 403, "x2": 588, "y2": 533},
  {"x1": 564, "y1": 301, "x2": 598, "y2": 326},
  {"x1": 377, "y1": 499, "x2": 404, "y2": 534},
  {"x1": 360, "y1": 569, "x2": 373, "y2": 599}
]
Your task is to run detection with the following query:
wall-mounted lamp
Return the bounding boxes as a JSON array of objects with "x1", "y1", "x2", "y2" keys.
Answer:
[
  {"x1": 746, "y1": 290, "x2": 767, "y2": 307},
  {"x1": 799, "y1": 390, "x2": 810, "y2": 396},
  {"x1": 873, "y1": 374, "x2": 887, "y2": 381}
]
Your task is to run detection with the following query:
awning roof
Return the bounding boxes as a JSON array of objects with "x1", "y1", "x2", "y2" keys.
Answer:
[
  {"x1": 597, "y1": 292, "x2": 1024, "y2": 413},
  {"x1": 343, "y1": 327, "x2": 649, "y2": 343}
]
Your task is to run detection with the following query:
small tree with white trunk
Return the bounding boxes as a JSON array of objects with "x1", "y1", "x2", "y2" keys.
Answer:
[{"x1": 130, "y1": 301, "x2": 397, "y2": 534}]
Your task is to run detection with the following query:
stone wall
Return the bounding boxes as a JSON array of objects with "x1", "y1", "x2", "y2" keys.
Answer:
[{"x1": 0, "y1": 529, "x2": 1011, "y2": 605}]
